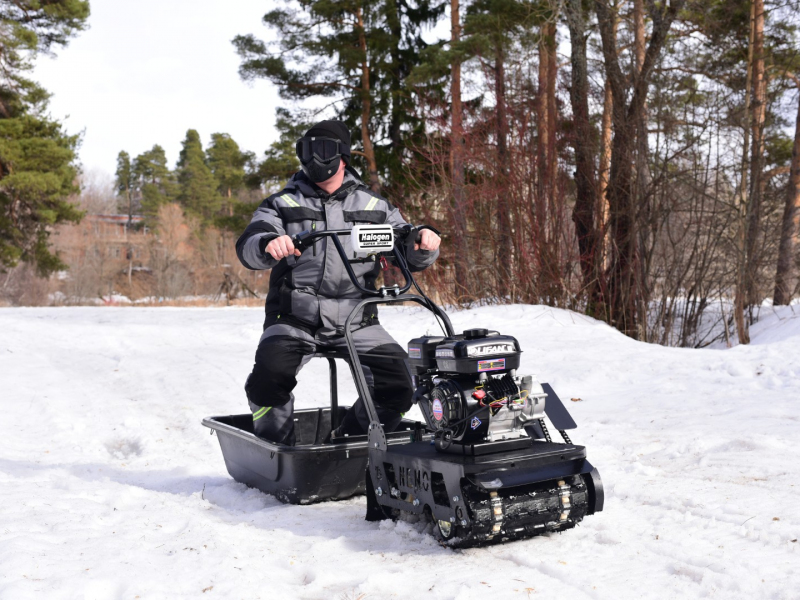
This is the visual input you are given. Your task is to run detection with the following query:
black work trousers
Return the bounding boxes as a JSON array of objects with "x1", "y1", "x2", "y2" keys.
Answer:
[{"x1": 244, "y1": 322, "x2": 414, "y2": 445}]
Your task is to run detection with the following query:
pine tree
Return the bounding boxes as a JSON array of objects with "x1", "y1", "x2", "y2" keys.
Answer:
[
  {"x1": 206, "y1": 133, "x2": 249, "y2": 200},
  {"x1": 0, "y1": 0, "x2": 90, "y2": 275},
  {"x1": 234, "y1": 1, "x2": 385, "y2": 191},
  {"x1": 134, "y1": 145, "x2": 177, "y2": 218},
  {"x1": 215, "y1": 112, "x2": 308, "y2": 236},
  {"x1": 176, "y1": 129, "x2": 221, "y2": 225},
  {"x1": 0, "y1": 114, "x2": 82, "y2": 275},
  {"x1": 115, "y1": 151, "x2": 136, "y2": 223},
  {"x1": 249, "y1": 108, "x2": 309, "y2": 192},
  {"x1": 372, "y1": 0, "x2": 444, "y2": 196},
  {"x1": 233, "y1": 1, "x2": 442, "y2": 193}
]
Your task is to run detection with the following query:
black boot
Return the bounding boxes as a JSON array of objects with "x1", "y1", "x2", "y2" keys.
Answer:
[
  {"x1": 249, "y1": 400, "x2": 296, "y2": 445},
  {"x1": 330, "y1": 397, "x2": 403, "y2": 440}
]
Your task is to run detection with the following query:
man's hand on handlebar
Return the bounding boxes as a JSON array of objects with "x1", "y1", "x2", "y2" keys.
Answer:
[
  {"x1": 270, "y1": 227, "x2": 439, "y2": 258},
  {"x1": 415, "y1": 228, "x2": 441, "y2": 252},
  {"x1": 266, "y1": 235, "x2": 302, "y2": 260}
]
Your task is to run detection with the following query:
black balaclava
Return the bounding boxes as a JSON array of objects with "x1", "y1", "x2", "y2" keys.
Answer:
[{"x1": 296, "y1": 120, "x2": 351, "y2": 183}]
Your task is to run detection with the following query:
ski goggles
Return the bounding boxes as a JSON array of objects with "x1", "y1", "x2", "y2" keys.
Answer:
[{"x1": 296, "y1": 136, "x2": 346, "y2": 163}]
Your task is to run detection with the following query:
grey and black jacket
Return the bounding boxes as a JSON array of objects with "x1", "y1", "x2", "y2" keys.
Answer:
[{"x1": 236, "y1": 167, "x2": 439, "y2": 334}]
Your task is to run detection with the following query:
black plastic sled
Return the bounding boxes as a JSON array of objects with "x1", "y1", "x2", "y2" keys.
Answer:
[{"x1": 203, "y1": 349, "x2": 429, "y2": 505}]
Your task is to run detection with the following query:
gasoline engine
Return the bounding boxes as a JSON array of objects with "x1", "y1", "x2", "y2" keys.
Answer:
[{"x1": 409, "y1": 328, "x2": 550, "y2": 450}]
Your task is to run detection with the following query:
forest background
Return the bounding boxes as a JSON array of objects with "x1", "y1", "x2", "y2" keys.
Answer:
[{"x1": 1, "y1": 0, "x2": 800, "y2": 348}]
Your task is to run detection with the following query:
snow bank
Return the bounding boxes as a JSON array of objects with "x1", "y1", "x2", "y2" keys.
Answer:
[
  {"x1": 747, "y1": 305, "x2": 800, "y2": 345},
  {"x1": 1, "y1": 305, "x2": 798, "y2": 599}
]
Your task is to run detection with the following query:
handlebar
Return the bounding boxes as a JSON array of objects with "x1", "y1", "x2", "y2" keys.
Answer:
[{"x1": 290, "y1": 226, "x2": 435, "y2": 297}]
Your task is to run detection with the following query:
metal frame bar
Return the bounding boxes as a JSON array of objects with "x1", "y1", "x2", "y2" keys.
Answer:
[
  {"x1": 326, "y1": 357, "x2": 339, "y2": 431},
  {"x1": 343, "y1": 294, "x2": 455, "y2": 450}
]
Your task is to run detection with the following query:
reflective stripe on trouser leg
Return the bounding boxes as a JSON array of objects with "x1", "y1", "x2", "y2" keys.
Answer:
[
  {"x1": 252, "y1": 406, "x2": 271, "y2": 421},
  {"x1": 249, "y1": 399, "x2": 295, "y2": 445}
]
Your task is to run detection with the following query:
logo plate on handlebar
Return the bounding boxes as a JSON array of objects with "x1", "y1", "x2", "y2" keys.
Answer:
[{"x1": 352, "y1": 224, "x2": 395, "y2": 253}]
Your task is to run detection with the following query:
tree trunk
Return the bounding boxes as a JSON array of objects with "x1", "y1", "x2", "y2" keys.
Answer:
[
  {"x1": 594, "y1": 0, "x2": 684, "y2": 338},
  {"x1": 386, "y1": 0, "x2": 406, "y2": 191},
  {"x1": 126, "y1": 185, "x2": 133, "y2": 289},
  {"x1": 536, "y1": 18, "x2": 558, "y2": 301},
  {"x1": 745, "y1": 0, "x2": 766, "y2": 308},
  {"x1": 734, "y1": 0, "x2": 756, "y2": 345},
  {"x1": 536, "y1": 25, "x2": 548, "y2": 235},
  {"x1": 381, "y1": 0, "x2": 405, "y2": 288},
  {"x1": 387, "y1": 0, "x2": 403, "y2": 155},
  {"x1": 450, "y1": 0, "x2": 469, "y2": 300},
  {"x1": 599, "y1": 73, "x2": 614, "y2": 270},
  {"x1": 773, "y1": 87, "x2": 800, "y2": 305},
  {"x1": 356, "y1": 7, "x2": 381, "y2": 194},
  {"x1": 545, "y1": 22, "x2": 558, "y2": 218},
  {"x1": 565, "y1": 0, "x2": 601, "y2": 310},
  {"x1": 495, "y1": 49, "x2": 508, "y2": 171},
  {"x1": 537, "y1": 20, "x2": 558, "y2": 234},
  {"x1": 633, "y1": 0, "x2": 654, "y2": 341},
  {"x1": 633, "y1": 0, "x2": 652, "y2": 193},
  {"x1": 607, "y1": 100, "x2": 638, "y2": 337},
  {"x1": 597, "y1": 11, "x2": 617, "y2": 276},
  {"x1": 494, "y1": 43, "x2": 514, "y2": 300}
]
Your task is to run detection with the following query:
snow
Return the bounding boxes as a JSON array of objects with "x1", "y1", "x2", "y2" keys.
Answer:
[
  {"x1": 747, "y1": 305, "x2": 800, "y2": 345},
  {"x1": 1, "y1": 304, "x2": 799, "y2": 599}
]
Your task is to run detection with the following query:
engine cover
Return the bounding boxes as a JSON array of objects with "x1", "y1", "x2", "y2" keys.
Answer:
[
  {"x1": 421, "y1": 373, "x2": 546, "y2": 445},
  {"x1": 434, "y1": 334, "x2": 521, "y2": 375}
]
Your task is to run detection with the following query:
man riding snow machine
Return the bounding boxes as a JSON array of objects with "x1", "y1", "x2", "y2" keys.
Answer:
[{"x1": 204, "y1": 224, "x2": 603, "y2": 547}]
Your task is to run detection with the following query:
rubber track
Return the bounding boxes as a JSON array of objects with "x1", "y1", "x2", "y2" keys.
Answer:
[{"x1": 439, "y1": 475, "x2": 590, "y2": 548}]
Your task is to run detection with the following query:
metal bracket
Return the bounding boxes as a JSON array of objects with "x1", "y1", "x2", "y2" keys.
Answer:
[{"x1": 541, "y1": 383, "x2": 578, "y2": 430}]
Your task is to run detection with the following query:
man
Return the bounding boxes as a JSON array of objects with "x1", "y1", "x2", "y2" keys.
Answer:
[{"x1": 236, "y1": 120, "x2": 441, "y2": 445}]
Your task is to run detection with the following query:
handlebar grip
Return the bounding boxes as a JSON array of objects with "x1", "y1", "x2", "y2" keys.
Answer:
[
  {"x1": 408, "y1": 224, "x2": 439, "y2": 247},
  {"x1": 395, "y1": 224, "x2": 438, "y2": 245},
  {"x1": 415, "y1": 224, "x2": 440, "y2": 243},
  {"x1": 292, "y1": 230, "x2": 313, "y2": 252}
]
